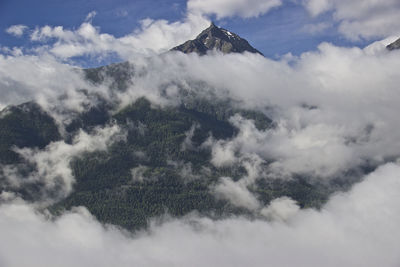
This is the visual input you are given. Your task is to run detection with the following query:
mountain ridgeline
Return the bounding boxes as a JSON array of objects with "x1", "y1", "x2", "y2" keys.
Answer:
[{"x1": 1, "y1": 24, "x2": 390, "y2": 230}]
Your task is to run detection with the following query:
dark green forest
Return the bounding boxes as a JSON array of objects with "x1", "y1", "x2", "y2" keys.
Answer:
[{"x1": 0, "y1": 92, "x2": 334, "y2": 230}]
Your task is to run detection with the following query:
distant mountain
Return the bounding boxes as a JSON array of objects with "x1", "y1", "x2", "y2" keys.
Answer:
[
  {"x1": 171, "y1": 23, "x2": 263, "y2": 55},
  {"x1": 387, "y1": 37, "x2": 400, "y2": 50}
]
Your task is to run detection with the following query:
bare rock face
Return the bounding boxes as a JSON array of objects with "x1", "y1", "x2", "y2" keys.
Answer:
[
  {"x1": 387, "y1": 38, "x2": 400, "y2": 51},
  {"x1": 171, "y1": 23, "x2": 263, "y2": 56}
]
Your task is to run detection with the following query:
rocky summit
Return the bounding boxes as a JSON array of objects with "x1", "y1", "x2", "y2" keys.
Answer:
[
  {"x1": 171, "y1": 22, "x2": 263, "y2": 55},
  {"x1": 387, "y1": 37, "x2": 400, "y2": 50}
]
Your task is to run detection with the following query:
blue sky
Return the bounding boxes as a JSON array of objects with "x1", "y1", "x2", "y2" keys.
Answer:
[
  {"x1": 0, "y1": 0, "x2": 185, "y2": 46},
  {"x1": 0, "y1": 0, "x2": 393, "y2": 66}
]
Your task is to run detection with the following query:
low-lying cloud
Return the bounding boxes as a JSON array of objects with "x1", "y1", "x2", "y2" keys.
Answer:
[
  {"x1": 3, "y1": 125, "x2": 126, "y2": 201},
  {"x1": 0, "y1": 163, "x2": 399, "y2": 266},
  {"x1": 2, "y1": 36, "x2": 400, "y2": 202},
  {"x1": 111, "y1": 44, "x2": 400, "y2": 182}
]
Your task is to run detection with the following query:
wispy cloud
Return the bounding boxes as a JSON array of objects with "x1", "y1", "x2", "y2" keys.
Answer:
[
  {"x1": 187, "y1": 0, "x2": 282, "y2": 19},
  {"x1": 23, "y1": 12, "x2": 209, "y2": 60},
  {"x1": 301, "y1": 22, "x2": 332, "y2": 34},
  {"x1": 6, "y1": 24, "x2": 28, "y2": 37},
  {"x1": 302, "y1": 0, "x2": 400, "y2": 40},
  {"x1": 85, "y1": 11, "x2": 97, "y2": 22}
]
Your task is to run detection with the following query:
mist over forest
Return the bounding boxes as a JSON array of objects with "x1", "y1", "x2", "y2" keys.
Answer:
[{"x1": 1, "y1": 0, "x2": 400, "y2": 266}]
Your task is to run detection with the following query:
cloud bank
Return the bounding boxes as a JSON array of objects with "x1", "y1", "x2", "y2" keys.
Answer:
[
  {"x1": 109, "y1": 43, "x2": 400, "y2": 182},
  {"x1": 2, "y1": 36, "x2": 400, "y2": 201},
  {"x1": 0, "y1": 163, "x2": 399, "y2": 267}
]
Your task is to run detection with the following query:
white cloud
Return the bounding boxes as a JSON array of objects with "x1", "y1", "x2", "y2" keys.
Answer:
[
  {"x1": 260, "y1": 197, "x2": 300, "y2": 221},
  {"x1": 301, "y1": 22, "x2": 331, "y2": 34},
  {"x1": 303, "y1": 0, "x2": 332, "y2": 16},
  {"x1": 188, "y1": 0, "x2": 282, "y2": 19},
  {"x1": 181, "y1": 123, "x2": 200, "y2": 151},
  {"x1": 5, "y1": 125, "x2": 126, "y2": 200},
  {"x1": 130, "y1": 165, "x2": 147, "y2": 183},
  {"x1": 210, "y1": 138, "x2": 238, "y2": 167},
  {"x1": 0, "y1": 52, "x2": 118, "y2": 130},
  {"x1": 5, "y1": 25, "x2": 28, "y2": 37},
  {"x1": 0, "y1": 163, "x2": 400, "y2": 266},
  {"x1": 0, "y1": 54, "x2": 94, "y2": 112},
  {"x1": 167, "y1": 43, "x2": 400, "y2": 180},
  {"x1": 213, "y1": 177, "x2": 260, "y2": 210},
  {"x1": 302, "y1": 0, "x2": 400, "y2": 40},
  {"x1": 85, "y1": 11, "x2": 97, "y2": 22},
  {"x1": 27, "y1": 12, "x2": 209, "y2": 59}
]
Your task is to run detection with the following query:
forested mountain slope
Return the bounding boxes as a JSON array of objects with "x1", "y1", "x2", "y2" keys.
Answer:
[{"x1": 0, "y1": 25, "x2": 369, "y2": 230}]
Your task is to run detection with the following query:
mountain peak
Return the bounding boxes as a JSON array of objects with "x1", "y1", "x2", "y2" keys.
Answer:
[
  {"x1": 209, "y1": 21, "x2": 218, "y2": 28},
  {"x1": 387, "y1": 37, "x2": 400, "y2": 51},
  {"x1": 171, "y1": 23, "x2": 263, "y2": 56}
]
